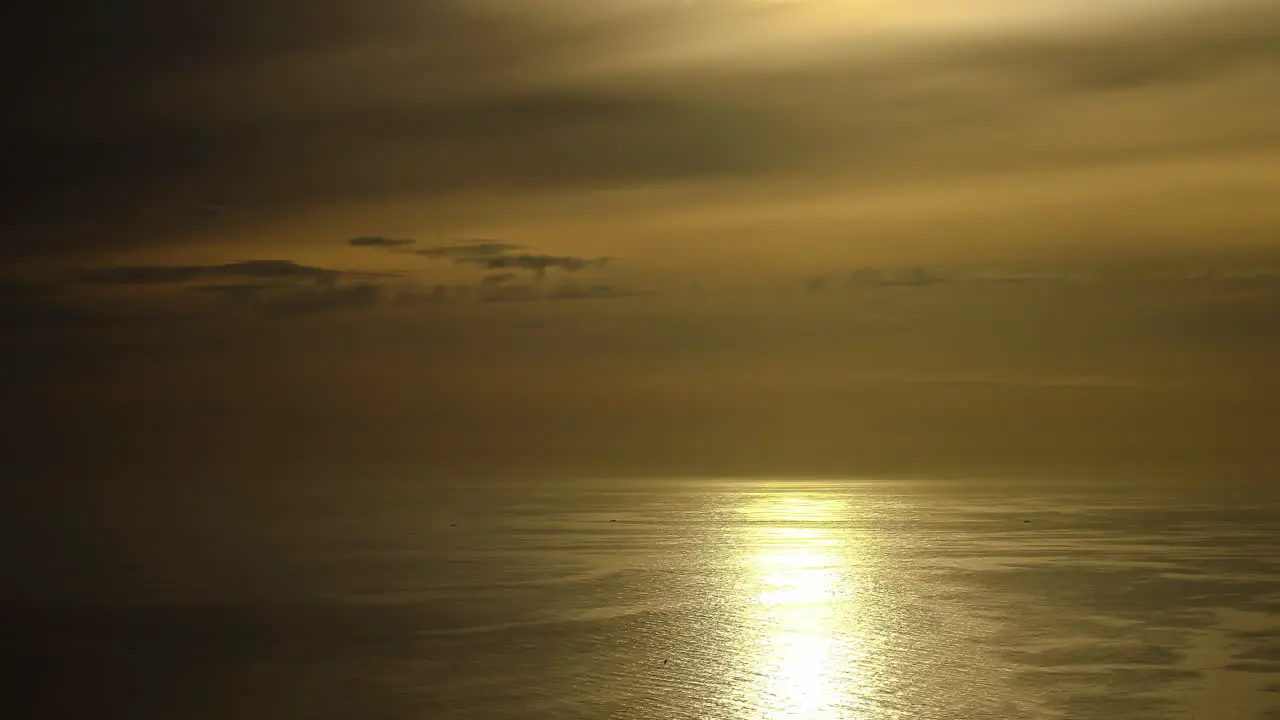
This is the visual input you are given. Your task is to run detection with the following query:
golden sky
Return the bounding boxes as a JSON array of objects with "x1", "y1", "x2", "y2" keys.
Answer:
[{"x1": 3, "y1": 0, "x2": 1278, "y2": 478}]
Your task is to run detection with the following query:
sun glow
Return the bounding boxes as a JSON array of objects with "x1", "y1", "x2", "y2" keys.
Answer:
[{"x1": 738, "y1": 492, "x2": 871, "y2": 718}]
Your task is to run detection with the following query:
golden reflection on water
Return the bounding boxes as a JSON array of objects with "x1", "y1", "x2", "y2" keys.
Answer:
[{"x1": 740, "y1": 493, "x2": 869, "y2": 719}]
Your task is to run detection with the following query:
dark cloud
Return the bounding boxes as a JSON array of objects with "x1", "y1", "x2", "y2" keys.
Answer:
[
  {"x1": 636, "y1": 1, "x2": 1280, "y2": 187},
  {"x1": 1163, "y1": 286, "x2": 1280, "y2": 347},
  {"x1": 412, "y1": 240, "x2": 611, "y2": 280},
  {"x1": 183, "y1": 273, "x2": 407, "y2": 315},
  {"x1": 182, "y1": 277, "x2": 391, "y2": 317},
  {"x1": 0, "y1": 2, "x2": 496, "y2": 255},
  {"x1": 79, "y1": 260, "x2": 343, "y2": 286},
  {"x1": 809, "y1": 267, "x2": 950, "y2": 290},
  {"x1": 333, "y1": 88, "x2": 780, "y2": 189},
  {"x1": 955, "y1": 1, "x2": 1280, "y2": 94},
  {"x1": 1223, "y1": 662, "x2": 1280, "y2": 674},
  {"x1": 1237, "y1": 643, "x2": 1280, "y2": 662},
  {"x1": 480, "y1": 273, "x2": 519, "y2": 286},
  {"x1": 2, "y1": 0, "x2": 1277, "y2": 271},
  {"x1": 460, "y1": 253, "x2": 608, "y2": 279},
  {"x1": 1, "y1": 8, "x2": 780, "y2": 260},
  {"x1": 415, "y1": 241, "x2": 527, "y2": 259},
  {"x1": 967, "y1": 272, "x2": 1079, "y2": 285},
  {"x1": 348, "y1": 236, "x2": 415, "y2": 248}
]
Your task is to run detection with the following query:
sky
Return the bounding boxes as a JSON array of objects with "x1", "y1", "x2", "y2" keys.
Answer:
[{"x1": 3, "y1": 0, "x2": 1279, "y2": 481}]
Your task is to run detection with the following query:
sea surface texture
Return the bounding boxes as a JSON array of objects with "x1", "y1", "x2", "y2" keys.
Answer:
[{"x1": 8, "y1": 478, "x2": 1280, "y2": 719}]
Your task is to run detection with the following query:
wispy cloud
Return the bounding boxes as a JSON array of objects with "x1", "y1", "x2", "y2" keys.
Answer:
[
  {"x1": 413, "y1": 241, "x2": 527, "y2": 258},
  {"x1": 347, "y1": 236, "x2": 415, "y2": 248},
  {"x1": 459, "y1": 253, "x2": 609, "y2": 279},
  {"x1": 80, "y1": 260, "x2": 344, "y2": 286},
  {"x1": 377, "y1": 237, "x2": 614, "y2": 280},
  {"x1": 803, "y1": 267, "x2": 950, "y2": 292},
  {"x1": 480, "y1": 282, "x2": 640, "y2": 303},
  {"x1": 480, "y1": 273, "x2": 519, "y2": 286}
]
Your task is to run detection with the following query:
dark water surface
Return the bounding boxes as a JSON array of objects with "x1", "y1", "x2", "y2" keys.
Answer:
[{"x1": 6, "y1": 477, "x2": 1280, "y2": 718}]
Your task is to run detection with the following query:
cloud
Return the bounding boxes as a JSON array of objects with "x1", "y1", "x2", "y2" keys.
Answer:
[
  {"x1": 479, "y1": 282, "x2": 639, "y2": 303},
  {"x1": 414, "y1": 241, "x2": 527, "y2": 258},
  {"x1": 412, "y1": 240, "x2": 612, "y2": 280},
  {"x1": 347, "y1": 236, "x2": 415, "y2": 248},
  {"x1": 1163, "y1": 286, "x2": 1280, "y2": 347},
  {"x1": 460, "y1": 253, "x2": 608, "y2": 278},
  {"x1": 480, "y1": 273, "x2": 519, "y2": 286},
  {"x1": 864, "y1": 268, "x2": 946, "y2": 287},
  {"x1": 966, "y1": 272, "x2": 1084, "y2": 285},
  {"x1": 3, "y1": 88, "x2": 779, "y2": 261},
  {"x1": 1, "y1": 0, "x2": 798, "y2": 262},
  {"x1": 80, "y1": 260, "x2": 343, "y2": 285},
  {"x1": 955, "y1": 2, "x2": 1280, "y2": 95},
  {"x1": 182, "y1": 273, "x2": 409, "y2": 316},
  {"x1": 4, "y1": 0, "x2": 1278, "y2": 269},
  {"x1": 800, "y1": 267, "x2": 949, "y2": 290}
]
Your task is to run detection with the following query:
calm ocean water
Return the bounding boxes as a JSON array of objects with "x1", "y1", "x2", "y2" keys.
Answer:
[{"x1": 7, "y1": 478, "x2": 1280, "y2": 719}]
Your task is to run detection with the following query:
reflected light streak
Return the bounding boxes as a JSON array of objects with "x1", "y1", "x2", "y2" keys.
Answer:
[{"x1": 738, "y1": 493, "x2": 870, "y2": 719}]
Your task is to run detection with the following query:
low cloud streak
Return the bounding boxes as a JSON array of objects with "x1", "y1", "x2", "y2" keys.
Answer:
[
  {"x1": 413, "y1": 241, "x2": 528, "y2": 258},
  {"x1": 80, "y1": 260, "x2": 343, "y2": 286},
  {"x1": 348, "y1": 236, "x2": 415, "y2": 248}
]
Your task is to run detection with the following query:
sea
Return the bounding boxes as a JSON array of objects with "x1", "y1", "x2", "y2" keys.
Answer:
[{"x1": 5, "y1": 476, "x2": 1279, "y2": 719}]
